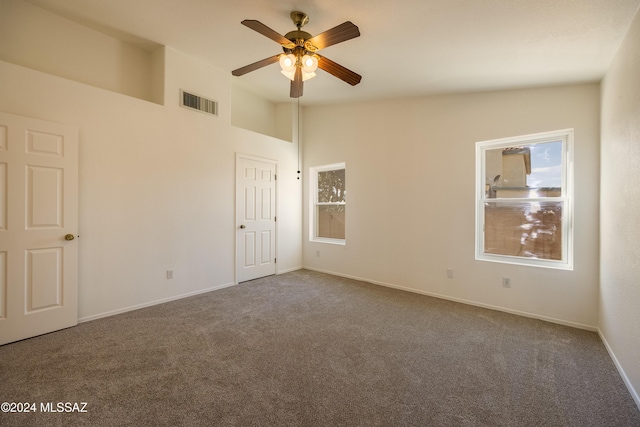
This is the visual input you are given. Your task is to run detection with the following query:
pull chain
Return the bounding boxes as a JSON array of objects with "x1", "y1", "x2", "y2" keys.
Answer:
[{"x1": 297, "y1": 97, "x2": 301, "y2": 180}]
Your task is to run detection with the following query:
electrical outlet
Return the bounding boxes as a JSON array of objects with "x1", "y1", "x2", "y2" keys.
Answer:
[
  {"x1": 447, "y1": 269, "x2": 454, "y2": 279},
  {"x1": 166, "y1": 270, "x2": 174, "y2": 279},
  {"x1": 502, "y1": 277, "x2": 511, "y2": 288}
]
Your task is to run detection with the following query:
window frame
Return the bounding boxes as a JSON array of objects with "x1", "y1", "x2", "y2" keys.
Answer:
[
  {"x1": 309, "y1": 162, "x2": 346, "y2": 245},
  {"x1": 475, "y1": 129, "x2": 574, "y2": 270}
]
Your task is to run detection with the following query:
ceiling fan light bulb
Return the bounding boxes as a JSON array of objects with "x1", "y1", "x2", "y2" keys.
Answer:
[{"x1": 302, "y1": 55, "x2": 318, "y2": 73}]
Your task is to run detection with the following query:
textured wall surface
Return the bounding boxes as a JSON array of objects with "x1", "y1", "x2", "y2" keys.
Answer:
[{"x1": 600, "y1": 6, "x2": 640, "y2": 408}]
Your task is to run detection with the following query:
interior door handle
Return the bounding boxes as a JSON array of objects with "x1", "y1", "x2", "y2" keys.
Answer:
[
  {"x1": 65, "y1": 234, "x2": 75, "y2": 241},
  {"x1": 239, "y1": 225, "x2": 246, "y2": 229}
]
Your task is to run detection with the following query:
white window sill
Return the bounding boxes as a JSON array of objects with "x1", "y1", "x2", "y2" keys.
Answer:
[
  {"x1": 476, "y1": 254, "x2": 573, "y2": 271},
  {"x1": 310, "y1": 238, "x2": 346, "y2": 246}
]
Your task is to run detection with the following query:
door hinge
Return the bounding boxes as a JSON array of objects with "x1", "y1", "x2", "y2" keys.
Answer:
[
  {"x1": 274, "y1": 216, "x2": 277, "y2": 222},
  {"x1": 274, "y1": 258, "x2": 277, "y2": 263},
  {"x1": 274, "y1": 174, "x2": 277, "y2": 180}
]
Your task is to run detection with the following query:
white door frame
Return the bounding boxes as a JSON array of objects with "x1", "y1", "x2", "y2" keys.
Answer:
[{"x1": 235, "y1": 153, "x2": 277, "y2": 284}]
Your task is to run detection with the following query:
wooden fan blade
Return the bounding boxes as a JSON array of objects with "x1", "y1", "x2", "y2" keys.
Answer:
[
  {"x1": 316, "y1": 55, "x2": 362, "y2": 86},
  {"x1": 290, "y1": 67, "x2": 303, "y2": 98},
  {"x1": 232, "y1": 54, "x2": 280, "y2": 76},
  {"x1": 241, "y1": 20, "x2": 293, "y2": 47},
  {"x1": 306, "y1": 21, "x2": 360, "y2": 51}
]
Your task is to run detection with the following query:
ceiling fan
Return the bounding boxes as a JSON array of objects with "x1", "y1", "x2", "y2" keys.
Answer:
[{"x1": 231, "y1": 11, "x2": 362, "y2": 98}]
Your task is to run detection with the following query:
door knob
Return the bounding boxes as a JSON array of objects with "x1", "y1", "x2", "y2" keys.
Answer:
[
  {"x1": 239, "y1": 225, "x2": 246, "y2": 229},
  {"x1": 65, "y1": 234, "x2": 75, "y2": 241}
]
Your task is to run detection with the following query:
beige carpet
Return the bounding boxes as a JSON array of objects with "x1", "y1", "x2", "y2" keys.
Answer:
[{"x1": 1, "y1": 269, "x2": 639, "y2": 426}]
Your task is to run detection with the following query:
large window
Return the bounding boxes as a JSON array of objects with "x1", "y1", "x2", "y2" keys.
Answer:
[
  {"x1": 476, "y1": 129, "x2": 573, "y2": 269},
  {"x1": 310, "y1": 163, "x2": 346, "y2": 244}
]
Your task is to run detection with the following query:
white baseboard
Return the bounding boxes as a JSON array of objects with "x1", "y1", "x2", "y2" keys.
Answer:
[
  {"x1": 598, "y1": 329, "x2": 640, "y2": 410},
  {"x1": 277, "y1": 266, "x2": 303, "y2": 275},
  {"x1": 304, "y1": 267, "x2": 597, "y2": 331},
  {"x1": 79, "y1": 269, "x2": 303, "y2": 323},
  {"x1": 78, "y1": 282, "x2": 236, "y2": 323}
]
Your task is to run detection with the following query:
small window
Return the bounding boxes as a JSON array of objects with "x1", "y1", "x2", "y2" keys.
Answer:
[
  {"x1": 310, "y1": 163, "x2": 346, "y2": 244},
  {"x1": 476, "y1": 130, "x2": 573, "y2": 269}
]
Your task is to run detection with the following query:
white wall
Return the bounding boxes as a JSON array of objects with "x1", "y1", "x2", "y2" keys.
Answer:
[
  {"x1": 303, "y1": 84, "x2": 601, "y2": 329},
  {"x1": 0, "y1": 0, "x2": 162, "y2": 103},
  {"x1": 600, "y1": 7, "x2": 640, "y2": 407},
  {"x1": 231, "y1": 83, "x2": 278, "y2": 138},
  {"x1": 0, "y1": 3, "x2": 302, "y2": 321},
  {"x1": 231, "y1": 81, "x2": 295, "y2": 142}
]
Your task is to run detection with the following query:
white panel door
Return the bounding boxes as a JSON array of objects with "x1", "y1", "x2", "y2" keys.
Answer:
[
  {"x1": 0, "y1": 112, "x2": 78, "y2": 346},
  {"x1": 236, "y1": 155, "x2": 276, "y2": 282}
]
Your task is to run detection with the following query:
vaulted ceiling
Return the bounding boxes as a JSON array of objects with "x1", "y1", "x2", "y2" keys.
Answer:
[{"x1": 24, "y1": 0, "x2": 640, "y2": 105}]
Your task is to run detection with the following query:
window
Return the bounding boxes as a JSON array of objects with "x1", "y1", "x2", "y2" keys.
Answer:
[
  {"x1": 310, "y1": 163, "x2": 346, "y2": 244},
  {"x1": 476, "y1": 129, "x2": 573, "y2": 269}
]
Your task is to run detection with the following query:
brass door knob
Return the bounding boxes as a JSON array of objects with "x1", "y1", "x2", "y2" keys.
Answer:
[
  {"x1": 239, "y1": 225, "x2": 246, "y2": 229},
  {"x1": 65, "y1": 234, "x2": 75, "y2": 241}
]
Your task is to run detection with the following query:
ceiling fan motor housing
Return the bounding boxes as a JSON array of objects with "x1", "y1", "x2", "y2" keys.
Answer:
[{"x1": 284, "y1": 30, "x2": 312, "y2": 44}]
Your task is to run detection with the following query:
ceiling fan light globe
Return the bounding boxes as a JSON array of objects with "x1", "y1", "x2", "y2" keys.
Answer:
[
  {"x1": 279, "y1": 54, "x2": 296, "y2": 72},
  {"x1": 302, "y1": 55, "x2": 318, "y2": 73},
  {"x1": 301, "y1": 71, "x2": 316, "y2": 81},
  {"x1": 280, "y1": 69, "x2": 296, "y2": 81}
]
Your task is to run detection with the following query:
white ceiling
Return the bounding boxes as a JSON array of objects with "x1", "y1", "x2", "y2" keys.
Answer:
[{"x1": 24, "y1": 0, "x2": 640, "y2": 105}]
